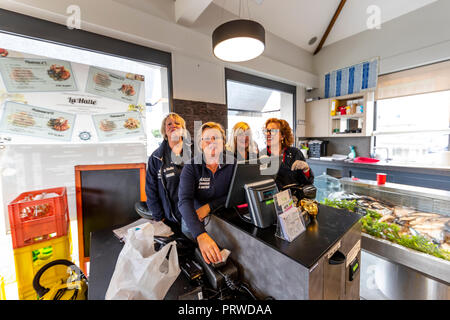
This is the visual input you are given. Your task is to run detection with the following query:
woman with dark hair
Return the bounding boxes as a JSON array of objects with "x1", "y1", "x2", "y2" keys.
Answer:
[{"x1": 261, "y1": 118, "x2": 314, "y2": 189}]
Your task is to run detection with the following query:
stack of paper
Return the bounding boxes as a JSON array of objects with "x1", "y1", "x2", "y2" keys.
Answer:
[
  {"x1": 278, "y1": 207, "x2": 305, "y2": 242},
  {"x1": 113, "y1": 218, "x2": 174, "y2": 242}
]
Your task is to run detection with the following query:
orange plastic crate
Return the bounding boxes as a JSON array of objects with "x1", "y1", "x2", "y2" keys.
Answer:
[{"x1": 8, "y1": 187, "x2": 69, "y2": 249}]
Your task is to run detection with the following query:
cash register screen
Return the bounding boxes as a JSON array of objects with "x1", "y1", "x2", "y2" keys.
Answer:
[{"x1": 225, "y1": 159, "x2": 279, "y2": 208}]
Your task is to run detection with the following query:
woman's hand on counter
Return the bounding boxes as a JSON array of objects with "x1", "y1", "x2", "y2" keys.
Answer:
[
  {"x1": 196, "y1": 204, "x2": 211, "y2": 222},
  {"x1": 291, "y1": 160, "x2": 310, "y2": 172},
  {"x1": 197, "y1": 232, "x2": 222, "y2": 264}
]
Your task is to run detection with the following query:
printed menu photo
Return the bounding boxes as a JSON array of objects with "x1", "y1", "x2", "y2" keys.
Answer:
[
  {"x1": 0, "y1": 101, "x2": 76, "y2": 141},
  {"x1": 0, "y1": 57, "x2": 78, "y2": 92},
  {"x1": 92, "y1": 111, "x2": 144, "y2": 141},
  {"x1": 85, "y1": 66, "x2": 142, "y2": 105}
]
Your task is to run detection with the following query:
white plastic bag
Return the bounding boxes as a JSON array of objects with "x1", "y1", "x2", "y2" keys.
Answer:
[{"x1": 105, "y1": 222, "x2": 181, "y2": 300}]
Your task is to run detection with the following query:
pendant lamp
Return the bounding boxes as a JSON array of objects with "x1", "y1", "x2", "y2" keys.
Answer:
[{"x1": 212, "y1": 19, "x2": 265, "y2": 62}]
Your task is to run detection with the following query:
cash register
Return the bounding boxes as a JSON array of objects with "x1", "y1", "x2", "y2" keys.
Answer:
[
  {"x1": 225, "y1": 157, "x2": 317, "y2": 229},
  {"x1": 225, "y1": 159, "x2": 279, "y2": 228}
]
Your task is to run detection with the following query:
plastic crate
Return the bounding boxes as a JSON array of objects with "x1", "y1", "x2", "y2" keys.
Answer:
[
  {"x1": 8, "y1": 187, "x2": 69, "y2": 249},
  {"x1": 19, "y1": 275, "x2": 70, "y2": 300},
  {"x1": 14, "y1": 233, "x2": 72, "y2": 297},
  {"x1": 0, "y1": 276, "x2": 5, "y2": 300},
  {"x1": 19, "y1": 287, "x2": 38, "y2": 300}
]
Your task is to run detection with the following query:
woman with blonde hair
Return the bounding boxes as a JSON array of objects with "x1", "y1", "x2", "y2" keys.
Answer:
[
  {"x1": 178, "y1": 122, "x2": 235, "y2": 264},
  {"x1": 145, "y1": 112, "x2": 192, "y2": 233},
  {"x1": 261, "y1": 118, "x2": 314, "y2": 189},
  {"x1": 226, "y1": 121, "x2": 259, "y2": 161}
]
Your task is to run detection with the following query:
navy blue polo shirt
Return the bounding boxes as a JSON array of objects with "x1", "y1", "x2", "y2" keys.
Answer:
[{"x1": 178, "y1": 155, "x2": 235, "y2": 239}]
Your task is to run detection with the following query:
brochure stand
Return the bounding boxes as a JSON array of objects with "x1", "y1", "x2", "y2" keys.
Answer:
[{"x1": 273, "y1": 189, "x2": 306, "y2": 242}]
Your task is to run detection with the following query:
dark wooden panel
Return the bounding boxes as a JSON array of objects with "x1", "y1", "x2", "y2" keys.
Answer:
[
  {"x1": 80, "y1": 169, "x2": 141, "y2": 257},
  {"x1": 75, "y1": 163, "x2": 146, "y2": 273}
]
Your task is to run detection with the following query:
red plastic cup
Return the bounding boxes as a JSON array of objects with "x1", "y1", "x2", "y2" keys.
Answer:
[{"x1": 376, "y1": 173, "x2": 387, "y2": 185}]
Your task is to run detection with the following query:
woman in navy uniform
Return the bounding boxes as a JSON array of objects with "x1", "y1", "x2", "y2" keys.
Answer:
[
  {"x1": 261, "y1": 118, "x2": 314, "y2": 189},
  {"x1": 145, "y1": 113, "x2": 192, "y2": 233},
  {"x1": 178, "y1": 122, "x2": 235, "y2": 265}
]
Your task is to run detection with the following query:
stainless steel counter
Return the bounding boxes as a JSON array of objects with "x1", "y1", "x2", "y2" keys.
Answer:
[
  {"x1": 340, "y1": 178, "x2": 450, "y2": 205},
  {"x1": 307, "y1": 158, "x2": 450, "y2": 174}
]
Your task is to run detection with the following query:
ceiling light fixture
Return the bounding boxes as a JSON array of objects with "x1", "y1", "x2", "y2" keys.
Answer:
[
  {"x1": 212, "y1": 0, "x2": 265, "y2": 62},
  {"x1": 212, "y1": 19, "x2": 265, "y2": 62}
]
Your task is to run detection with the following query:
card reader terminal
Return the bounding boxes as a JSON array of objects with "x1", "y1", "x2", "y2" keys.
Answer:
[{"x1": 244, "y1": 179, "x2": 279, "y2": 228}]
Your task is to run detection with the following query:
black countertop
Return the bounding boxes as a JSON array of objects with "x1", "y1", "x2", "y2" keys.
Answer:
[
  {"x1": 88, "y1": 204, "x2": 361, "y2": 299},
  {"x1": 215, "y1": 204, "x2": 361, "y2": 269},
  {"x1": 88, "y1": 227, "x2": 197, "y2": 300}
]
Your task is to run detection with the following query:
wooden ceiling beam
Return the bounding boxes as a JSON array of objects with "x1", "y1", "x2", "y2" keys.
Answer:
[{"x1": 314, "y1": 0, "x2": 347, "y2": 55}]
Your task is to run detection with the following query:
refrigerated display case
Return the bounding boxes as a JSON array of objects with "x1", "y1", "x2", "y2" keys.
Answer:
[{"x1": 325, "y1": 178, "x2": 450, "y2": 299}]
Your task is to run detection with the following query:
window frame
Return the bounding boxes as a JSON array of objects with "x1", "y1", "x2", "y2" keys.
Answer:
[
  {"x1": 373, "y1": 90, "x2": 450, "y2": 159},
  {"x1": 225, "y1": 68, "x2": 297, "y2": 138}
]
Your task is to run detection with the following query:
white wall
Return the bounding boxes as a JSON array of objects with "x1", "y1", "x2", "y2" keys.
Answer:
[
  {"x1": 313, "y1": 0, "x2": 450, "y2": 97},
  {"x1": 172, "y1": 52, "x2": 226, "y2": 104}
]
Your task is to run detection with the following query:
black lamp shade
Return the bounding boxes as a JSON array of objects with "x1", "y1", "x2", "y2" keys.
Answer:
[{"x1": 212, "y1": 19, "x2": 265, "y2": 62}]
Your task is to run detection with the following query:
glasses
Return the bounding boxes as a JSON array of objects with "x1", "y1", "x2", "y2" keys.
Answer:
[
  {"x1": 263, "y1": 128, "x2": 280, "y2": 135},
  {"x1": 202, "y1": 136, "x2": 223, "y2": 143}
]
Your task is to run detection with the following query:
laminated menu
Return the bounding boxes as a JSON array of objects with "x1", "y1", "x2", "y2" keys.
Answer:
[
  {"x1": 278, "y1": 206, "x2": 306, "y2": 242},
  {"x1": 273, "y1": 189, "x2": 306, "y2": 242},
  {"x1": 92, "y1": 111, "x2": 144, "y2": 141},
  {"x1": 0, "y1": 57, "x2": 78, "y2": 92},
  {"x1": 0, "y1": 101, "x2": 76, "y2": 141},
  {"x1": 85, "y1": 66, "x2": 142, "y2": 105}
]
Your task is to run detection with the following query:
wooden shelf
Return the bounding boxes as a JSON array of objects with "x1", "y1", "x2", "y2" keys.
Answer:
[
  {"x1": 304, "y1": 91, "x2": 375, "y2": 138},
  {"x1": 331, "y1": 114, "x2": 364, "y2": 119},
  {"x1": 331, "y1": 132, "x2": 366, "y2": 137}
]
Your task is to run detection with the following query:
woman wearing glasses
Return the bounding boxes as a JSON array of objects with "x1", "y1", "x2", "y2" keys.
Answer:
[
  {"x1": 226, "y1": 121, "x2": 259, "y2": 162},
  {"x1": 145, "y1": 113, "x2": 192, "y2": 233},
  {"x1": 178, "y1": 122, "x2": 235, "y2": 264},
  {"x1": 262, "y1": 118, "x2": 314, "y2": 189}
]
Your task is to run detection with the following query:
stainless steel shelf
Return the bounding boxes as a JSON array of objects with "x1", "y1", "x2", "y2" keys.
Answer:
[{"x1": 362, "y1": 233, "x2": 450, "y2": 284}]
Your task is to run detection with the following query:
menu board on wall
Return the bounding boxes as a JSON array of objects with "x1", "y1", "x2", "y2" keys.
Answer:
[
  {"x1": 0, "y1": 101, "x2": 76, "y2": 141},
  {"x1": 0, "y1": 58, "x2": 78, "y2": 92},
  {"x1": 0, "y1": 49, "x2": 147, "y2": 143},
  {"x1": 85, "y1": 66, "x2": 142, "y2": 105},
  {"x1": 92, "y1": 111, "x2": 144, "y2": 142}
]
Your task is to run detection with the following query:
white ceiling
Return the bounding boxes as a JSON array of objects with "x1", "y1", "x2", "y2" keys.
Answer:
[
  {"x1": 112, "y1": 0, "x2": 438, "y2": 53},
  {"x1": 212, "y1": 0, "x2": 439, "y2": 52}
]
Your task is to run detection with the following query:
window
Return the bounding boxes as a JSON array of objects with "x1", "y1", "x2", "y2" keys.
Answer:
[
  {"x1": 0, "y1": 32, "x2": 170, "y2": 155},
  {"x1": 0, "y1": 10, "x2": 172, "y2": 298},
  {"x1": 374, "y1": 90, "x2": 450, "y2": 163},
  {"x1": 225, "y1": 69, "x2": 296, "y2": 150}
]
